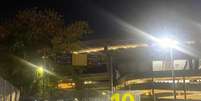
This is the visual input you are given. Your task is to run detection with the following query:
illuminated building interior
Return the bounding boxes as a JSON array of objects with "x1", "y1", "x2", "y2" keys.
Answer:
[
  {"x1": 60, "y1": 41, "x2": 201, "y2": 101},
  {"x1": 116, "y1": 58, "x2": 201, "y2": 100}
]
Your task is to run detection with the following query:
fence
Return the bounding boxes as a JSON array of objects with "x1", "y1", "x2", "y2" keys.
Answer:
[{"x1": 0, "y1": 77, "x2": 20, "y2": 101}]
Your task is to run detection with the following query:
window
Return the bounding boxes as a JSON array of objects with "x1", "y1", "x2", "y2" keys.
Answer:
[{"x1": 153, "y1": 59, "x2": 187, "y2": 71}]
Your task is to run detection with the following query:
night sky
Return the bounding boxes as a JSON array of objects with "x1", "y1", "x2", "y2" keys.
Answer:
[{"x1": 1, "y1": 0, "x2": 201, "y2": 42}]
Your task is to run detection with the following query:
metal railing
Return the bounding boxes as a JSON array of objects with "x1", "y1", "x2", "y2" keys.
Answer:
[{"x1": 0, "y1": 77, "x2": 20, "y2": 101}]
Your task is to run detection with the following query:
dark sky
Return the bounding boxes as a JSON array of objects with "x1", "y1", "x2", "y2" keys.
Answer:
[{"x1": 1, "y1": 0, "x2": 201, "y2": 42}]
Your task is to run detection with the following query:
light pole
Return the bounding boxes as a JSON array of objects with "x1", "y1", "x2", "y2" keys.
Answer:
[
  {"x1": 36, "y1": 66, "x2": 44, "y2": 76},
  {"x1": 36, "y1": 66, "x2": 44, "y2": 99},
  {"x1": 157, "y1": 38, "x2": 178, "y2": 101},
  {"x1": 170, "y1": 47, "x2": 176, "y2": 100},
  {"x1": 104, "y1": 46, "x2": 114, "y2": 94}
]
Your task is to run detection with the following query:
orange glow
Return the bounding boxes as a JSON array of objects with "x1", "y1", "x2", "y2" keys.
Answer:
[
  {"x1": 73, "y1": 43, "x2": 148, "y2": 54},
  {"x1": 58, "y1": 83, "x2": 75, "y2": 89}
]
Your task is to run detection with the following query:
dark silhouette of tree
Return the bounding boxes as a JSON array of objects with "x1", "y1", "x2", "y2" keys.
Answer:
[{"x1": 0, "y1": 8, "x2": 92, "y2": 99}]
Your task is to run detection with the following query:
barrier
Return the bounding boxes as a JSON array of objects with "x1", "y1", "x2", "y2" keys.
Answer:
[{"x1": 0, "y1": 77, "x2": 20, "y2": 101}]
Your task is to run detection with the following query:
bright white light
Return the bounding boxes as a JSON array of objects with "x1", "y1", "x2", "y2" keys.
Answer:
[
  {"x1": 102, "y1": 92, "x2": 106, "y2": 95},
  {"x1": 36, "y1": 66, "x2": 44, "y2": 76},
  {"x1": 84, "y1": 81, "x2": 94, "y2": 85},
  {"x1": 157, "y1": 38, "x2": 179, "y2": 48},
  {"x1": 74, "y1": 98, "x2": 79, "y2": 101}
]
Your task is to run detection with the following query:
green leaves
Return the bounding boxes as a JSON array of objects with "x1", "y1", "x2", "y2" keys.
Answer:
[
  {"x1": 1, "y1": 8, "x2": 92, "y2": 55},
  {"x1": 0, "y1": 8, "x2": 92, "y2": 98}
]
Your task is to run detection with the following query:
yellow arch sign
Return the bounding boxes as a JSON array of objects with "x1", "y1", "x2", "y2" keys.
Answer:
[{"x1": 111, "y1": 92, "x2": 135, "y2": 101}]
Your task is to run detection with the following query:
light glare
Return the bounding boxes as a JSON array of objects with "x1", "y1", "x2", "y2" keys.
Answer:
[
  {"x1": 102, "y1": 92, "x2": 106, "y2": 95},
  {"x1": 157, "y1": 38, "x2": 179, "y2": 48},
  {"x1": 36, "y1": 66, "x2": 44, "y2": 77}
]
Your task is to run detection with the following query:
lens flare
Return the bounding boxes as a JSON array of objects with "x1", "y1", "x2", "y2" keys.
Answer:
[
  {"x1": 103, "y1": 11, "x2": 198, "y2": 57},
  {"x1": 12, "y1": 56, "x2": 56, "y2": 76}
]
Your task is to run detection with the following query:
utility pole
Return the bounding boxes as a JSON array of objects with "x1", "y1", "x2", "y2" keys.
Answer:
[
  {"x1": 183, "y1": 61, "x2": 188, "y2": 101},
  {"x1": 110, "y1": 56, "x2": 114, "y2": 93},
  {"x1": 42, "y1": 48, "x2": 49, "y2": 100},
  {"x1": 152, "y1": 75, "x2": 156, "y2": 101},
  {"x1": 170, "y1": 48, "x2": 176, "y2": 101},
  {"x1": 104, "y1": 46, "x2": 114, "y2": 94}
]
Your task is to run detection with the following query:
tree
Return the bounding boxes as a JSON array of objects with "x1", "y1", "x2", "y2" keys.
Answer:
[{"x1": 0, "y1": 8, "x2": 91, "y2": 99}]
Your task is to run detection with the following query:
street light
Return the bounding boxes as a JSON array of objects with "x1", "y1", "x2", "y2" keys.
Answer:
[
  {"x1": 157, "y1": 38, "x2": 178, "y2": 101},
  {"x1": 37, "y1": 66, "x2": 44, "y2": 73},
  {"x1": 102, "y1": 92, "x2": 107, "y2": 96},
  {"x1": 157, "y1": 38, "x2": 179, "y2": 48},
  {"x1": 36, "y1": 66, "x2": 45, "y2": 99},
  {"x1": 36, "y1": 66, "x2": 44, "y2": 77},
  {"x1": 74, "y1": 98, "x2": 79, "y2": 101}
]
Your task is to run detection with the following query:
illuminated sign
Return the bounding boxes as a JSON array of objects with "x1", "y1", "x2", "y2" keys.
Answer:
[
  {"x1": 58, "y1": 82, "x2": 75, "y2": 89},
  {"x1": 111, "y1": 92, "x2": 140, "y2": 101},
  {"x1": 72, "y1": 54, "x2": 87, "y2": 66}
]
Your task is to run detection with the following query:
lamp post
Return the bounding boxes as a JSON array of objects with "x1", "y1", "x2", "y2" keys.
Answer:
[
  {"x1": 36, "y1": 66, "x2": 44, "y2": 77},
  {"x1": 157, "y1": 38, "x2": 178, "y2": 101},
  {"x1": 170, "y1": 47, "x2": 176, "y2": 101},
  {"x1": 36, "y1": 66, "x2": 44, "y2": 100},
  {"x1": 104, "y1": 46, "x2": 114, "y2": 94}
]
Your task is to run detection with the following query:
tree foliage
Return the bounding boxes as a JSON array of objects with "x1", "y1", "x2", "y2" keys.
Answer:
[
  {"x1": 2, "y1": 8, "x2": 91, "y2": 55},
  {"x1": 0, "y1": 8, "x2": 92, "y2": 98}
]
